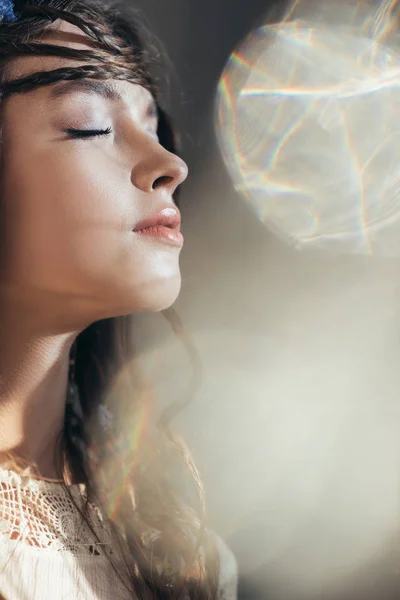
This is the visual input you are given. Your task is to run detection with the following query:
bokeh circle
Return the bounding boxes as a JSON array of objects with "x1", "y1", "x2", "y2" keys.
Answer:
[{"x1": 215, "y1": 0, "x2": 400, "y2": 257}]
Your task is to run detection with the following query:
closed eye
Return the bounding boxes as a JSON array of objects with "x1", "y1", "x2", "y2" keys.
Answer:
[{"x1": 65, "y1": 127, "x2": 113, "y2": 139}]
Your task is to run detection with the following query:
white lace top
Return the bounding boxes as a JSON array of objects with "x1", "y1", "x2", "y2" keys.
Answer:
[{"x1": 0, "y1": 466, "x2": 237, "y2": 600}]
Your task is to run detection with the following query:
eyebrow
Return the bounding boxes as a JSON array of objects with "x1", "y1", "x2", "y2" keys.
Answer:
[{"x1": 48, "y1": 79, "x2": 158, "y2": 119}]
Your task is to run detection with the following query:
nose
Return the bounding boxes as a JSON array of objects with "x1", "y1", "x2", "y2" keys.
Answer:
[{"x1": 131, "y1": 144, "x2": 188, "y2": 195}]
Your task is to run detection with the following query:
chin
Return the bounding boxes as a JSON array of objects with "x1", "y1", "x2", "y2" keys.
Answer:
[{"x1": 133, "y1": 273, "x2": 182, "y2": 314}]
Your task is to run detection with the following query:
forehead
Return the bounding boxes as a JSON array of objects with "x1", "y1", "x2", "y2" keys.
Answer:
[{"x1": 4, "y1": 18, "x2": 155, "y2": 112}]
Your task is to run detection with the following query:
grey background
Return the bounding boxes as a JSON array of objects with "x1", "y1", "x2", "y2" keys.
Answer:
[{"x1": 133, "y1": 1, "x2": 400, "y2": 598}]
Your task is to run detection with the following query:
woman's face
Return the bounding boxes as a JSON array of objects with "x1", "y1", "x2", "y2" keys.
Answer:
[{"x1": 0, "y1": 19, "x2": 188, "y2": 328}]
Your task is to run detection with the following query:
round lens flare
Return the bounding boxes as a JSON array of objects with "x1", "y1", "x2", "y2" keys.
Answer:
[{"x1": 215, "y1": 0, "x2": 400, "y2": 257}]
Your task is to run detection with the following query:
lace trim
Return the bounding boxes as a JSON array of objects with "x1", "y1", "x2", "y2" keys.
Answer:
[
  {"x1": 0, "y1": 465, "x2": 115, "y2": 557},
  {"x1": 0, "y1": 465, "x2": 84, "y2": 493}
]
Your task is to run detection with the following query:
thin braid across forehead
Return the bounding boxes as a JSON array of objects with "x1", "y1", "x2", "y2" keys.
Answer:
[{"x1": 0, "y1": 0, "x2": 156, "y2": 93}]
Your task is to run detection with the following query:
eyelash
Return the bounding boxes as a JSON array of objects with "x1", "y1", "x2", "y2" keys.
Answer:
[
  {"x1": 65, "y1": 126, "x2": 159, "y2": 142},
  {"x1": 65, "y1": 127, "x2": 113, "y2": 139}
]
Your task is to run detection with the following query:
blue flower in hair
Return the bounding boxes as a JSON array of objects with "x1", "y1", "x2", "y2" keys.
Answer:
[{"x1": 0, "y1": 0, "x2": 17, "y2": 23}]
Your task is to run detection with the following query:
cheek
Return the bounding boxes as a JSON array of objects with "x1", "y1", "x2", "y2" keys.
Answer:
[{"x1": 2, "y1": 145, "x2": 133, "y2": 291}]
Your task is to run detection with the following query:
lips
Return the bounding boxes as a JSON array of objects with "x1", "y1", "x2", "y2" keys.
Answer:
[
  {"x1": 133, "y1": 206, "x2": 183, "y2": 247},
  {"x1": 133, "y1": 207, "x2": 181, "y2": 232}
]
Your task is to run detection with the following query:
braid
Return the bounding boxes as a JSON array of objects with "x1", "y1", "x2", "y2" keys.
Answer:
[
  {"x1": 0, "y1": 64, "x2": 147, "y2": 97},
  {"x1": 0, "y1": 1, "x2": 154, "y2": 99},
  {"x1": 64, "y1": 342, "x2": 87, "y2": 464}
]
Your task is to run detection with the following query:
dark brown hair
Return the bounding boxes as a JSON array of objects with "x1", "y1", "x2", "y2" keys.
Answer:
[{"x1": 0, "y1": 1, "x2": 220, "y2": 598}]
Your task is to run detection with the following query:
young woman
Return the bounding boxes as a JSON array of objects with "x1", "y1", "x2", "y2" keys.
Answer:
[{"x1": 0, "y1": 0, "x2": 237, "y2": 598}]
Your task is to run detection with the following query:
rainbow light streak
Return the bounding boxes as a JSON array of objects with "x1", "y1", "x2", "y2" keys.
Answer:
[{"x1": 92, "y1": 363, "x2": 155, "y2": 522}]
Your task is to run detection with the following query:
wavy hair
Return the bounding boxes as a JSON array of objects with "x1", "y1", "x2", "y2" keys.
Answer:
[{"x1": 0, "y1": 0, "x2": 220, "y2": 598}]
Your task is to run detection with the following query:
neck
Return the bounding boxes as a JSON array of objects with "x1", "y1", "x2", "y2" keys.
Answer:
[{"x1": 0, "y1": 312, "x2": 80, "y2": 480}]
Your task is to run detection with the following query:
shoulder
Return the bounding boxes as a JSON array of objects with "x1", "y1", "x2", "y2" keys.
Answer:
[{"x1": 213, "y1": 533, "x2": 238, "y2": 600}]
